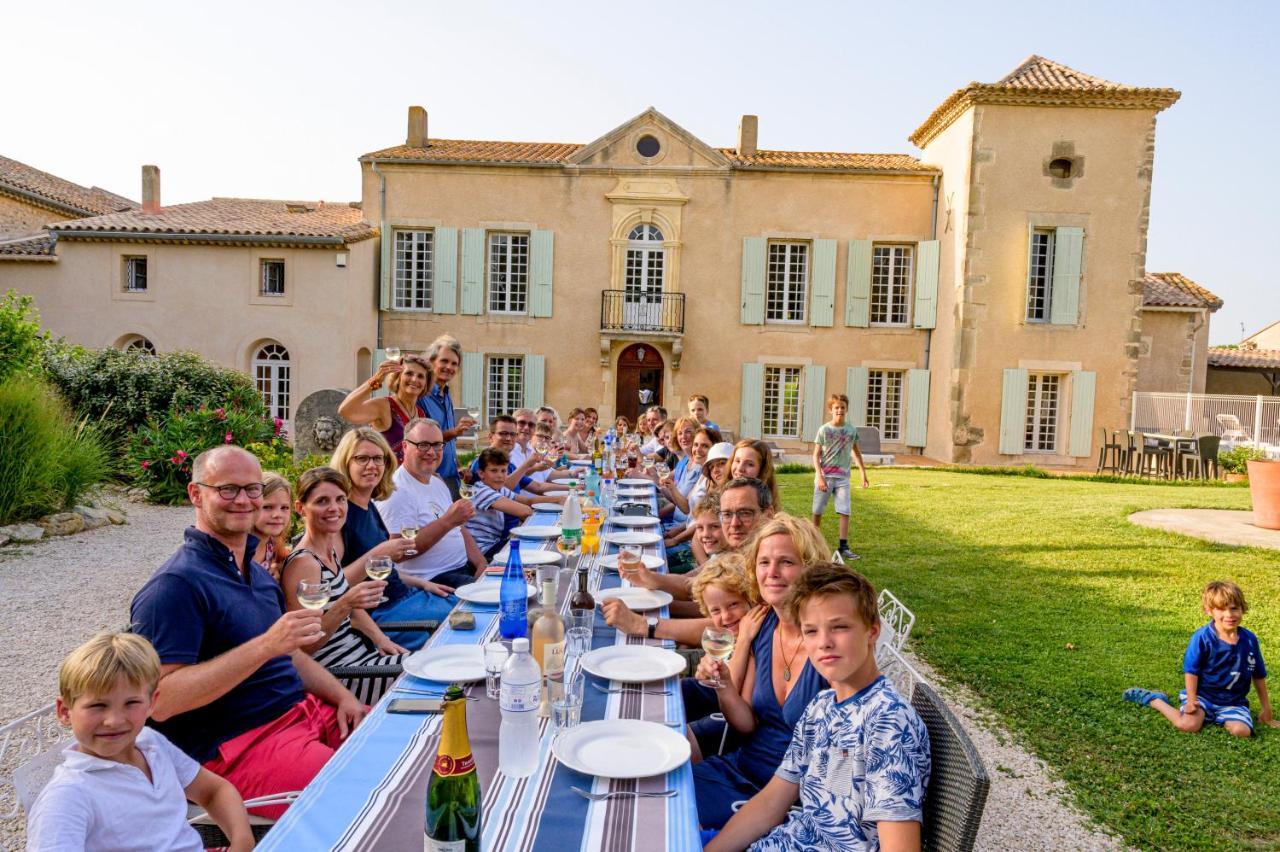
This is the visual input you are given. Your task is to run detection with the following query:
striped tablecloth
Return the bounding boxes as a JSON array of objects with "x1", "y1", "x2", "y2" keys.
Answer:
[{"x1": 258, "y1": 485, "x2": 701, "y2": 851}]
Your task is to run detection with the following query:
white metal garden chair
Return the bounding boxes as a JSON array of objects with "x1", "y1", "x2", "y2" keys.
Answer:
[
  {"x1": 1216, "y1": 413, "x2": 1251, "y2": 443},
  {"x1": 876, "y1": 588, "x2": 916, "y2": 664}
]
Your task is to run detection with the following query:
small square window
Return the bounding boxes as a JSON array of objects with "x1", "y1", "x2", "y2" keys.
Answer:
[
  {"x1": 261, "y1": 260, "x2": 285, "y2": 296},
  {"x1": 123, "y1": 256, "x2": 147, "y2": 292}
]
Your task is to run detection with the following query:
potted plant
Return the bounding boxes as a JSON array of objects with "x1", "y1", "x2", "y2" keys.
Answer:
[
  {"x1": 1248, "y1": 456, "x2": 1280, "y2": 530},
  {"x1": 1219, "y1": 446, "x2": 1263, "y2": 484}
]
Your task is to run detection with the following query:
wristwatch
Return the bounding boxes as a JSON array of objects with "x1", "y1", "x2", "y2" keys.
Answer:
[{"x1": 646, "y1": 617, "x2": 659, "y2": 640}]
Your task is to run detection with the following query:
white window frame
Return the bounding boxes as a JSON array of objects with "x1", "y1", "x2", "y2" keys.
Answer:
[
  {"x1": 260, "y1": 259, "x2": 285, "y2": 296},
  {"x1": 1026, "y1": 229, "x2": 1055, "y2": 322},
  {"x1": 1024, "y1": 372, "x2": 1060, "y2": 452},
  {"x1": 866, "y1": 370, "x2": 904, "y2": 442},
  {"x1": 486, "y1": 355, "x2": 525, "y2": 421},
  {"x1": 870, "y1": 244, "x2": 913, "y2": 326},
  {"x1": 123, "y1": 256, "x2": 147, "y2": 292},
  {"x1": 253, "y1": 343, "x2": 292, "y2": 422},
  {"x1": 762, "y1": 365, "x2": 803, "y2": 439},
  {"x1": 123, "y1": 336, "x2": 156, "y2": 356},
  {"x1": 487, "y1": 232, "x2": 530, "y2": 314},
  {"x1": 765, "y1": 241, "x2": 808, "y2": 323},
  {"x1": 393, "y1": 229, "x2": 433, "y2": 311}
]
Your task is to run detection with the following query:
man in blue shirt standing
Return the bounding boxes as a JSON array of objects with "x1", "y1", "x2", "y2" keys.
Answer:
[{"x1": 422, "y1": 335, "x2": 476, "y2": 500}]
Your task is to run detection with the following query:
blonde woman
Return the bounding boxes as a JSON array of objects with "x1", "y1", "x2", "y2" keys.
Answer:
[{"x1": 338, "y1": 354, "x2": 433, "y2": 462}]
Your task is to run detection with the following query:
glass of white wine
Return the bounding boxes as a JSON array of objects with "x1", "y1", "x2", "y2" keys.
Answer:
[
  {"x1": 556, "y1": 533, "x2": 580, "y2": 570},
  {"x1": 465, "y1": 405, "x2": 481, "y2": 432},
  {"x1": 400, "y1": 526, "x2": 419, "y2": 557},
  {"x1": 385, "y1": 346, "x2": 401, "y2": 362},
  {"x1": 458, "y1": 478, "x2": 474, "y2": 499},
  {"x1": 366, "y1": 556, "x2": 393, "y2": 604},
  {"x1": 297, "y1": 579, "x2": 332, "y2": 611},
  {"x1": 700, "y1": 625, "x2": 735, "y2": 689}
]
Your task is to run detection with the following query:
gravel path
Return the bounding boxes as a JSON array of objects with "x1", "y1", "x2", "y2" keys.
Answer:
[{"x1": 0, "y1": 500, "x2": 1127, "y2": 850}]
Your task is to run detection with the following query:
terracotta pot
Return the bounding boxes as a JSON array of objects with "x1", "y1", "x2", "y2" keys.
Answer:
[{"x1": 1247, "y1": 459, "x2": 1280, "y2": 530}]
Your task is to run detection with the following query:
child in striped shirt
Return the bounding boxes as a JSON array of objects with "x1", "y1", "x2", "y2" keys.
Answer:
[{"x1": 466, "y1": 448, "x2": 533, "y2": 559}]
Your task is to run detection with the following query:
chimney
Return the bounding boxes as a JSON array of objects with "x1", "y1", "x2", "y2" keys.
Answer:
[
  {"x1": 141, "y1": 165, "x2": 161, "y2": 214},
  {"x1": 737, "y1": 115, "x2": 758, "y2": 157},
  {"x1": 407, "y1": 106, "x2": 428, "y2": 148}
]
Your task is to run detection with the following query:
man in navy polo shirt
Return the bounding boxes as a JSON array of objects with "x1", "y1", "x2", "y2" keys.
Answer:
[
  {"x1": 131, "y1": 446, "x2": 365, "y2": 817},
  {"x1": 465, "y1": 414, "x2": 559, "y2": 495}
]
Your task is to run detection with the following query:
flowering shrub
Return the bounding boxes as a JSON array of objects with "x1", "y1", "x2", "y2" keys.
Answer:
[
  {"x1": 128, "y1": 403, "x2": 289, "y2": 504},
  {"x1": 245, "y1": 441, "x2": 330, "y2": 486}
]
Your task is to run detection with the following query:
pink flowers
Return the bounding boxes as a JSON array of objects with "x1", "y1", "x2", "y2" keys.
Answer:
[
  {"x1": 272, "y1": 417, "x2": 284, "y2": 436},
  {"x1": 215, "y1": 408, "x2": 226, "y2": 420},
  {"x1": 224, "y1": 431, "x2": 234, "y2": 444},
  {"x1": 176, "y1": 450, "x2": 188, "y2": 459},
  {"x1": 140, "y1": 460, "x2": 151, "y2": 470}
]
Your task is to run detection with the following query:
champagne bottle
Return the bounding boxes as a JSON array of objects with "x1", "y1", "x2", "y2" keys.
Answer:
[
  {"x1": 425, "y1": 685, "x2": 481, "y2": 851},
  {"x1": 530, "y1": 571, "x2": 565, "y2": 718}
]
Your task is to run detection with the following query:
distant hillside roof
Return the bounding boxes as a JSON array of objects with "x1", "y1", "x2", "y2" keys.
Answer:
[
  {"x1": 48, "y1": 197, "x2": 375, "y2": 247},
  {"x1": 0, "y1": 155, "x2": 135, "y2": 218},
  {"x1": 1208, "y1": 347, "x2": 1280, "y2": 370},
  {"x1": 910, "y1": 55, "x2": 1181, "y2": 147},
  {"x1": 1141, "y1": 272, "x2": 1222, "y2": 311}
]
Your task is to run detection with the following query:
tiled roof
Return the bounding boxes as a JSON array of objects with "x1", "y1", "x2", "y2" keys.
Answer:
[
  {"x1": 1208, "y1": 347, "x2": 1280, "y2": 370},
  {"x1": 1141, "y1": 272, "x2": 1222, "y2": 311},
  {"x1": 0, "y1": 155, "x2": 135, "y2": 217},
  {"x1": 363, "y1": 140, "x2": 932, "y2": 173},
  {"x1": 910, "y1": 55, "x2": 1181, "y2": 147},
  {"x1": 0, "y1": 233, "x2": 56, "y2": 259},
  {"x1": 49, "y1": 198, "x2": 375, "y2": 245}
]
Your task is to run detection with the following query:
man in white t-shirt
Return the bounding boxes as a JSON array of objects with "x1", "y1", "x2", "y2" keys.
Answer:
[
  {"x1": 641, "y1": 405, "x2": 668, "y2": 455},
  {"x1": 377, "y1": 417, "x2": 486, "y2": 589},
  {"x1": 510, "y1": 408, "x2": 536, "y2": 468}
]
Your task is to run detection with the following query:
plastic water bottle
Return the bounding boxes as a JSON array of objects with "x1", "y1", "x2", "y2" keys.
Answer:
[
  {"x1": 499, "y1": 540, "x2": 528, "y2": 640},
  {"x1": 498, "y1": 638, "x2": 541, "y2": 778},
  {"x1": 559, "y1": 492, "x2": 583, "y2": 547}
]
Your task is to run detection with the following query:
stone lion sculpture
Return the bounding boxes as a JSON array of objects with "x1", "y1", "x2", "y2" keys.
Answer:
[{"x1": 312, "y1": 415, "x2": 343, "y2": 453}]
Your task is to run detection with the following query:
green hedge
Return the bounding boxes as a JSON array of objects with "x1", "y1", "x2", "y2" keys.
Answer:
[{"x1": 0, "y1": 290, "x2": 48, "y2": 383}]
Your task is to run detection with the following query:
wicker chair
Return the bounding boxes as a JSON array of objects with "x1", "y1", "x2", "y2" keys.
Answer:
[{"x1": 911, "y1": 681, "x2": 990, "y2": 851}]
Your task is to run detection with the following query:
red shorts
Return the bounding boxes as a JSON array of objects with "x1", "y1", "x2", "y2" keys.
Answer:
[{"x1": 203, "y1": 694, "x2": 345, "y2": 818}]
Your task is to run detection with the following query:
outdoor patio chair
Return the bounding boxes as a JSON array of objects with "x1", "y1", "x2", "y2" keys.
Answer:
[
  {"x1": 876, "y1": 588, "x2": 916, "y2": 663},
  {"x1": 1132, "y1": 431, "x2": 1173, "y2": 479},
  {"x1": 911, "y1": 680, "x2": 991, "y2": 852},
  {"x1": 1179, "y1": 434, "x2": 1221, "y2": 480},
  {"x1": 879, "y1": 643, "x2": 925, "y2": 699},
  {"x1": 1216, "y1": 413, "x2": 1251, "y2": 443},
  {"x1": 857, "y1": 426, "x2": 896, "y2": 465},
  {"x1": 1095, "y1": 427, "x2": 1123, "y2": 474}
]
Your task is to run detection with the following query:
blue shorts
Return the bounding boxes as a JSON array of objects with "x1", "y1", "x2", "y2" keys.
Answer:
[
  {"x1": 812, "y1": 474, "x2": 850, "y2": 515},
  {"x1": 1179, "y1": 690, "x2": 1253, "y2": 730}
]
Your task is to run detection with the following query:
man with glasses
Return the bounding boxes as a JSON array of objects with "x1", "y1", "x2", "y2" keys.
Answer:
[
  {"x1": 510, "y1": 408, "x2": 537, "y2": 467},
  {"x1": 718, "y1": 477, "x2": 774, "y2": 550},
  {"x1": 131, "y1": 445, "x2": 366, "y2": 815},
  {"x1": 467, "y1": 414, "x2": 559, "y2": 496},
  {"x1": 377, "y1": 417, "x2": 487, "y2": 589}
]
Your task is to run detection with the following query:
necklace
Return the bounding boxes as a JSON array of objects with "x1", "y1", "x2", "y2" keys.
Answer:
[{"x1": 779, "y1": 628, "x2": 804, "y2": 682}]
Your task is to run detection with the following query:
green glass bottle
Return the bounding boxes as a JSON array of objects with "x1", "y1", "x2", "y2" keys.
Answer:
[{"x1": 425, "y1": 684, "x2": 482, "y2": 851}]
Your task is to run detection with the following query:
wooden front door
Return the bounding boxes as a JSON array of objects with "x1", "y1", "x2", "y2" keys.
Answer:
[{"x1": 615, "y1": 343, "x2": 664, "y2": 424}]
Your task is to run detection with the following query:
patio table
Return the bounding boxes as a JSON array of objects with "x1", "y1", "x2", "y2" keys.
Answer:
[{"x1": 256, "y1": 484, "x2": 701, "y2": 852}]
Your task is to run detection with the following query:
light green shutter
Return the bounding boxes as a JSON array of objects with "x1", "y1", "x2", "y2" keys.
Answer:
[
  {"x1": 379, "y1": 226, "x2": 392, "y2": 310},
  {"x1": 1068, "y1": 369, "x2": 1096, "y2": 457},
  {"x1": 846, "y1": 367, "x2": 868, "y2": 428},
  {"x1": 461, "y1": 351, "x2": 483, "y2": 410},
  {"x1": 530, "y1": 230, "x2": 554, "y2": 317},
  {"x1": 809, "y1": 239, "x2": 836, "y2": 327},
  {"x1": 371, "y1": 348, "x2": 388, "y2": 398},
  {"x1": 845, "y1": 239, "x2": 871, "y2": 327},
  {"x1": 460, "y1": 228, "x2": 485, "y2": 315},
  {"x1": 913, "y1": 240, "x2": 939, "y2": 329},
  {"x1": 905, "y1": 368, "x2": 930, "y2": 447},
  {"x1": 431, "y1": 227, "x2": 457, "y2": 314},
  {"x1": 741, "y1": 237, "x2": 766, "y2": 325},
  {"x1": 740, "y1": 363, "x2": 764, "y2": 438},
  {"x1": 1050, "y1": 227, "x2": 1083, "y2": 325},
  {"x1": 802, "y1": 365, "x2": 827, "y2": 439},
  {"x1": 999, "y1": 367, "x2": 1029, "y2": 455},
  {"x1": 523, "y1": 354, "x2": 545, "y2": 408}
]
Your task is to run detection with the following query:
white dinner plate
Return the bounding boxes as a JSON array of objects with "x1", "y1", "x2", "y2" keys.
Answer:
[
  {"x1": 545, "y1": 490, "x2": 570, "y2": 497},
  {"x1": 553, "y1": 719, "x2": 691, "y2": 779},
  {"x1": 604, "y1": 531, "x2": 662, "y2": 546},
  {"x1": 596, "y1": 587, "x2": 673, "y2": 611},
  {"x1": 618, "y1": 478, "x2": 655, "y2": 487},
  {"x1": 580, "y1": 645, "x2": 686, "y2": 683},
  {"x1": 598, "y1": 553, "x2": 666, "y2": 572},
  {"x1": 512, "y1": 524, "x2": 563, "y2": 539},
  {"x1": 616, "y1": 488, "x2": 652, "y2": 498},
  {"x1": 491, "y1": 547, "x2": 560, "y2": 566},
  {"x1": 609, "y1": 515, "x2": 660, "y2": 527},
  {"x1": 532, "y1": 502, "x2": 562, "y2": 513},
  {"x1": 569, "y1": 459, "x2": 593, "y2": 466},
  {"x1": 402, "y1": 645, "x2": 486, "y2": 683},
  {"x1": 453, "y1": 581, "x2": 536, "y2": 605}
]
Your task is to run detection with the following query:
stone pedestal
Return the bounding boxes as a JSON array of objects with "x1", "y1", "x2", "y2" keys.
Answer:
[{"x1": 294, "y1": 389, "x2": 357, "y2": 460}]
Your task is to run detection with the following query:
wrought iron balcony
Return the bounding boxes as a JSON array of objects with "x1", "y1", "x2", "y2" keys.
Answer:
[{"x1": 600, "y1": 290, "x2": 685, "y2": 335}]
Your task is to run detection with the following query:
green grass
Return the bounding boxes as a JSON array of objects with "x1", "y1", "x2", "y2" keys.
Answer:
[{"x1": 779, "y1": 468, "x2": 1278, "y2": 851}]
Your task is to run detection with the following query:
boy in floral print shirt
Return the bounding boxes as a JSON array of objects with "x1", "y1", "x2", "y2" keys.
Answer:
[{"x1": 707, "y1": 563, "x2": 930, "y2": 852}]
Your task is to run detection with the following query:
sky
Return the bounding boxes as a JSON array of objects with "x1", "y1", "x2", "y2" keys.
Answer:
[{"x1": 4, "y1": 0, "x2": 1275, "y2": 343}]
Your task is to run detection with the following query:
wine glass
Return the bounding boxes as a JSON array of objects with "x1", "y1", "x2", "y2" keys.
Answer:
[
  {"x1": 617, "y1": 544, "x2": 643, "y2": 583},
  {"x1": 385, "y1": 346, "x2": 401, "y2": 362},
  {"x1": 400, "y1": 526, "x2": 419, "y2": 557},
  {"x1": 700, "y1": 626, "x2": 735, "y2": 688},
  {"x1": 458, "y1": 478, "x2": 474, "y2": 499},
  {"x1": 297, "y1": 579, "x2": 332, "y2": 610},
  {"x1": 366, "y1": 556, "x2": 393, "y2": 604},
  {"x1": 465, "y1": 405, "x2": 481, "y2": 431},
  {"x1": 556, "y1": 533, "x2": 580, "y2": 570}
]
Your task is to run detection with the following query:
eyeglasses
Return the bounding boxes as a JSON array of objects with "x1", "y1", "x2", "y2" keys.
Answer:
[
  {"x1": 719, "y1": 509, "x2": 759, "y2": 523},
  {"x1": 352, "y1": 454, "x2": 386, "y2": 468},
  {"x1": 196, "y1": 481, "x2": 265, "y2": 500},
  {"x1": 494, "y1": 431, "x2": 517, "y2": 439},
  {"x1": 405, "y1": 439, "x2": 445, "y2": 453},
  {"x1": 516, "y1": 420, "x2": 535, "y2": 428}
]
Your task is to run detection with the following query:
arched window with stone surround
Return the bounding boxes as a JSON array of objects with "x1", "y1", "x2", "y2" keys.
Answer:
[
  {"x1": 120, "y1": 335, "x2": 156, "y2": 356},
  {"x1": 624, "y1": 223, "x2": 665, "y2": 328},
  {"x1": 253, "y1": 342, "x2": 291, "y2": 422}
]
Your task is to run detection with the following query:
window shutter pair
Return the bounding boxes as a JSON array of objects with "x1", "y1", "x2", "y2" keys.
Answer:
[
  {"x1": 999, "y1": 367, "x2": 1094, "y2": 456},
  {"x1": 845, "y1": 240, "x2": 939, "y2": 328},
  {"x1": 460, "y1": 229, "x2": 554, "y2": 317},
  {"x1": 380, "y1": 228, "x2": 459, "y2": 313}
]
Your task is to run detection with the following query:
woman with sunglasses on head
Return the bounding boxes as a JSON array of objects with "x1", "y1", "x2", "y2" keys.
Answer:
[{"x1": 338, "y1": 353, "x2": 434, "y2": 463}]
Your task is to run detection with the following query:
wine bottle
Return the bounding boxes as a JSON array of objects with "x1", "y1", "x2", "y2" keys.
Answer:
[
  {"x1": 425, "y1": 685, "x2": 482, "y2": 851},
  {"x1": 530, "y1": 572, "x2": 565, "y2": 718},
  {"x1": 570, "y1": 568, "x2": 595, "y2": 614}
]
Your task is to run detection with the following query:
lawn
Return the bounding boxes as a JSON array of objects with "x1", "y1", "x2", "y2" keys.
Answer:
[{"x1": 777, "y1": 468, "x2": 1277, "y2": 851}]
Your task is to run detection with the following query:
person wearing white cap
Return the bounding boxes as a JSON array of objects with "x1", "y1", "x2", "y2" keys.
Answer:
[{"x1": 688, "y1": 441, "x2": 733, "y2": 510}]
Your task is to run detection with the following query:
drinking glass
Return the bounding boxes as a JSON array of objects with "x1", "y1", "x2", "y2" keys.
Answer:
[
  {"x1": 385, "y1": 346, "x2": 401, "y2": 362},
  {"x1": 296, "y1": 579, "x2": 331, "y2": 610},
  {"x1": 400, "y1": 526, "x2": 419, "y2": 557},
  {"x1": 556, "y1": 533, "x2": 580, "y2": 569},
  {"x1": 655, "y1": 462, "x2": 670, "y2": 480},
  {"x1": 483, "y1": 641, "x2": 509, "y2": 699},
  {"x1": 552, "y1": 669, "x2": 585, "y2": 731},
  {"x1": 465, "y1": 406, "x2": 481, "y2": 431},
  {"x1": 700, "y1": 626, "x2": 735, "y2": 689},
  {"x1": 617, "y1": 545, "x2": 644, "y2": 584},
  {"x1": 366, "y1": 556, "x2": 393, "y2": 604},
  {"x1": 565, "y1": 612, "x2": 593, "y2": 660},
  {"x1": 458, "y1": 478, "x2": 474, "y2": 499}
]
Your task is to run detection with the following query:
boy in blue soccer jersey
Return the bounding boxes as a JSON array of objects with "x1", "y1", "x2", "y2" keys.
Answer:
[
  {"x1": 1124, "y1": 580, "x2": 1278, "y2": 737},
  {"x1": 706, "y1": 563, "x2": 930, "y2": 852}
]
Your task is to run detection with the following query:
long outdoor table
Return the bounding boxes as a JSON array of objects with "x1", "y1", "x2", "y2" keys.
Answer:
[{"x1": 258, "y1": 482, "x2": 702, "y2": 851}]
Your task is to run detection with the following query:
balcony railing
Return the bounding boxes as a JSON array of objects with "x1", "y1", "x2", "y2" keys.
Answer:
[{"x1": 600, "y1": 290, "x2": 685, "y2": 335}]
